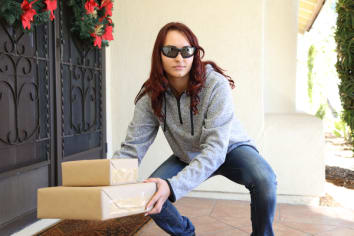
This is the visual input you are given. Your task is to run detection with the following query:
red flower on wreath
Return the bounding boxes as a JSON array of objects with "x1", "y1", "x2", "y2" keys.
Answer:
[
  {"x1": 102, "y1": 25, "x2": 113, "y2": 41},
  {"x1": 85, "y1": 0, "x2": 98, "y2": 14},
  {"x1": 21, "y1": 0, "x2": 38, "y2": 30},
  {"x1": 98, "y1": 0, "x2": 113, "y2": 22},
  {"x1": 100, "y1": 0, "x2": 113, "y2": 17},
  {"x1": 44, "y1": 0, "x2": 57, "y2": 21},
  {"x1": 90, "y1": 33, "x2": 102, "y2": 48}
]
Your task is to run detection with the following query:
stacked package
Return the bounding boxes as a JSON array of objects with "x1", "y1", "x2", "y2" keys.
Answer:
[{"x1": 37, "y1": 159, "x2": 156, "y2": 220}]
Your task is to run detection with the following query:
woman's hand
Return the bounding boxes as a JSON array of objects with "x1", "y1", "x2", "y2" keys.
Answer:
[{"x1": 143, "y1": 178, "x2": 171, "y2": 216}]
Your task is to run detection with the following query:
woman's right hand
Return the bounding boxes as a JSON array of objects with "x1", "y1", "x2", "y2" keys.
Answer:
[{"x1": 143, "y1": 178, "x2": 170, "y2": 215}]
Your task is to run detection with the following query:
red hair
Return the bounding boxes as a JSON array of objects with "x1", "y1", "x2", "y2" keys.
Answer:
[{"x1": 135, "y1": 22, "x2": 235, "y2": 121}]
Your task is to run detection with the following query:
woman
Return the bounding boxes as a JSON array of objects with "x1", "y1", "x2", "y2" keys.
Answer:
[{"x1": 113, "y1": 22, "x2": 277, "y2": 236}]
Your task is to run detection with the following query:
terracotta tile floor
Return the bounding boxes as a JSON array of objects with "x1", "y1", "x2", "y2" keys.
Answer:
[{"x1": 135, "y1": 197, "x2": 354, "y2": 236}]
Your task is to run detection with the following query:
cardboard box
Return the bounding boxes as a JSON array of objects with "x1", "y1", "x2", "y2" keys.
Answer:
[
  {"x1": 62, "y1": 158, "x2": 138, "y2": 186},
  {"x1": 37, "y1": 182, "x2": 156, "y2": 220}
]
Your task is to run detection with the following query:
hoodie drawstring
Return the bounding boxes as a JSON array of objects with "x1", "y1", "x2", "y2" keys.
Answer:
[
  {"x1": 190, "y1": 97, "x2": 194, "y2": 136},
  {"x1": 163, "y1": 92, "x2": 194, "y2": 136},
  {"x1": 163, "y1": 93, "x2": 167, "y2": 132}
]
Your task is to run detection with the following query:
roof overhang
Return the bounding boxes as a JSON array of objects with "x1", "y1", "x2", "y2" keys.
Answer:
[{"x1": 298, "y1": 0, "x2": 326, "y2": 34}]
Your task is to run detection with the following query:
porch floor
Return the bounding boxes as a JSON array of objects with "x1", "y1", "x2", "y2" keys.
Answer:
[
  {"x1": 135, "y1": 197, "x2": 354, "y2": 236},
  {"x1": 12, "y1": 196, "x2": 354, "y2": 236}
]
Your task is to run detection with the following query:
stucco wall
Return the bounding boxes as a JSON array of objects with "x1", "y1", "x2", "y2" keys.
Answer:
[{"x1": 264, "y1": 0, "x2": 298, "y2": 113}]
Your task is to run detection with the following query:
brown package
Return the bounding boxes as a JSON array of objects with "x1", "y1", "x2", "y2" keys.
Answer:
[
  {"x1": 62, "y1": 158, "x2": 138, "y2": 186},
  {"x1": 37, "y1": 182, "x2": 156, "y2": 220}
]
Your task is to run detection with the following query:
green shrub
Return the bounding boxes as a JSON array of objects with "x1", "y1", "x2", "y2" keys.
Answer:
[
  {"x1": 315, "y1": 104, "x2": 326, "y2": 120},
  {"x1": 335, "y1": 0, "x2": 354, "y2": 147},
  {"x1": 307, "y1": 45, "x2": 316, "y2": 103},
  {"x1": 333, "y1": 119, "x2": 352, "y2": 142}
]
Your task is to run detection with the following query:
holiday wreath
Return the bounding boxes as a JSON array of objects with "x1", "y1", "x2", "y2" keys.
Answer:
[{"x1": 67, "y1": 0, "x2": 114, "y2": 48}]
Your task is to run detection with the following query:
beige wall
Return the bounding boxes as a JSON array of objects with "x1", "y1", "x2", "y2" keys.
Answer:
[
  {"x1": 107, "y1": 0, "x2": 324, "y2": 204},
  {"x1": 264, "y1": 0, "x2": 298, "y2": 113},
  {"x1": 264, "y1": 114, "x2": 325, "y2": 196}
]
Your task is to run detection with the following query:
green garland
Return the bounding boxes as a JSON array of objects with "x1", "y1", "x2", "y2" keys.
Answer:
[{"x1": 335, "y1": 0, "x2": 354, "y2": 147}]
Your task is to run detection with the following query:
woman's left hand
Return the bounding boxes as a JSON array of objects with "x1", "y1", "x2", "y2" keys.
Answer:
[{"x1": 143, "y1": 178, "x2": 171, "y2": 216}]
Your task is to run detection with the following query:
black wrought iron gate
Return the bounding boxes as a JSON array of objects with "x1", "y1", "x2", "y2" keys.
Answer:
[{"x1": 0, "y1": 2, "x2": 107, "y2": 234}]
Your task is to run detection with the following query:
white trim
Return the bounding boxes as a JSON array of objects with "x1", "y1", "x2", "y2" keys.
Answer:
[
  {"x1": 187, "y1": 190, "x2": 320, "y2": 206},
  {"x1": 11, "y1": 219, "x2": 61, "y2": 236}
]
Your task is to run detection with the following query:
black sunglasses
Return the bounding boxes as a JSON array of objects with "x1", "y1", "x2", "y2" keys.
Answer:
[{"x1": 161, "y1": 46, "x2": 196, "y2": 58}]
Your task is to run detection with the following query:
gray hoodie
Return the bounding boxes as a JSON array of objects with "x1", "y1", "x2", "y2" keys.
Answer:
[{"x1": 113, "y1": 64, "x2": 258, "y2": 201}]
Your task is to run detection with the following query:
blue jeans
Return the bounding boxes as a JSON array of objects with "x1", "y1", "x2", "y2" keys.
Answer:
[{"x1": 149, "y1": 145, "x2": 277, "y2": 236}]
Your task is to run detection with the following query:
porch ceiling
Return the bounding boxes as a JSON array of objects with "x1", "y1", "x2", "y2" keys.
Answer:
[{"x1": 298, "y1": 0, "x2": 325, "y2": 34}]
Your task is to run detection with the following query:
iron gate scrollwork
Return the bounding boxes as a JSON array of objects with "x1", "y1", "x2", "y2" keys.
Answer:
[
  {"x1": 59, "y1": 1, "x2": 104, "y2": 158},
  {"x1": 0, "y1": 19, "x2": 50, "y2": 172}
]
